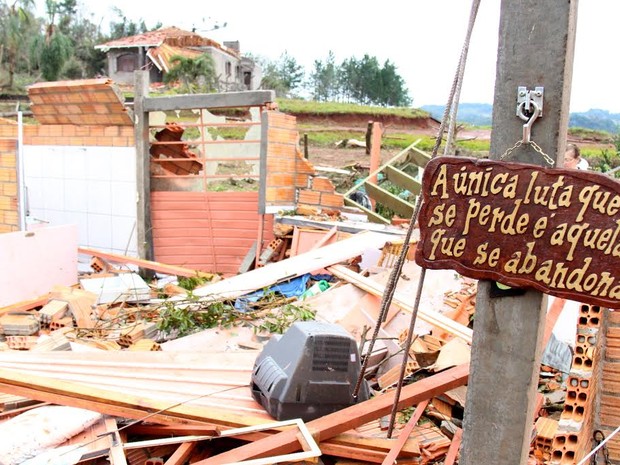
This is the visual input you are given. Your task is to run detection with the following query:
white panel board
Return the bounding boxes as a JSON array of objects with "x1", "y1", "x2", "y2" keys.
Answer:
[{"x1": 0, "y1": 225, "x2": 78, "y2": 306}]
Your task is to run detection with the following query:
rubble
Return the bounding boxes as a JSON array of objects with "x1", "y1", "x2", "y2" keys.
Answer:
[
  {"x1": 0, "y1": 218, "x2": 598, "y2": 465},
  {"x1": 1, "y1": 78, "x2": 615, "y2": 465}
]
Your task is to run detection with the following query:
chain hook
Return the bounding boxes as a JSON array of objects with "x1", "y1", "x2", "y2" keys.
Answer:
[{"x1": 517, "y1": 100, "x2": 540, "y2": 144}]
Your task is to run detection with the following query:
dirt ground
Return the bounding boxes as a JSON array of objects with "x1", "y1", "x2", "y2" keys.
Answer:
[
  {"x1": 299, "y1": 113, "x2": 611, "y2": 170},
  {"x1": 298, "y1": 113, "x2": 486, "y2": 169}
]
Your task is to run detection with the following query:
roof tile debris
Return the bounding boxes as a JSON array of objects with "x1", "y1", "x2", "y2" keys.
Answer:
[{"x1": 95, "y1": 26, "x2": 240, "y2": 59}]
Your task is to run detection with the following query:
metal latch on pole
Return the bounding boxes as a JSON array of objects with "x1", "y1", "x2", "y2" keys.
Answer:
[{"x1": 516, "y1": 86, "x2": 544, "y2": 143}]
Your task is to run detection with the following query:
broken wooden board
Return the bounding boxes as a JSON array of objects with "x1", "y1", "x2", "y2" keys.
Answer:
[
  {"x1": 78, "y1": 246, "x2": 218, "y2": 280},
  {"x1": 192, "y1": 231, "x2": 394, "y2": 300},
  {"x1": 0, "y1": 294, "x2": 50, "y2": 317},
  {"x1": 380, "y1": 400, "x2": 429, "y2": 465},
  {"x1": 416, "y1": 156, "x2": 620, "y2": 308}
]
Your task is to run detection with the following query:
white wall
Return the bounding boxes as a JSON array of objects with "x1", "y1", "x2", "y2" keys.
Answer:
[{"x1": 23, "y1": 146, "x2": 138, "y2": 256}]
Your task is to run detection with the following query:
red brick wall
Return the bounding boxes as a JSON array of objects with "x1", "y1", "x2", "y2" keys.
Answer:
[
  {"x1": 0, "y1": 138, "x2": 18, "y2": 232},
  {"x1": 0, "y1": 123, "x2": 134, "y2": 147},
  {"x1": 264, "y1": 111, "x2": 343, "y2": 211}
]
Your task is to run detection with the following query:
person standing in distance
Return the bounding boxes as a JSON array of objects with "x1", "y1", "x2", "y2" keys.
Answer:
[{"x1": 564, "y1": 143, "x2": 589, "y2": 170}]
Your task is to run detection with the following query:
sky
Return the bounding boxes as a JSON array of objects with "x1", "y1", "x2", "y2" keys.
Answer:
[{"x1": 42, "y1": 0, "x2": 620, "y2": 113}]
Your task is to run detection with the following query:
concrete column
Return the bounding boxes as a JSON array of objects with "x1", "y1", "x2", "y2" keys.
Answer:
[
  {"x1": 134, "y1": 71, "x2": 154, "y2": 265},
  {"x1": 460, "y1": 1, "x2": 578, "y2": 464}
]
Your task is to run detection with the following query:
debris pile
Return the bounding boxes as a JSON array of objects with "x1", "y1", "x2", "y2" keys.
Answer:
[{"x1": 0, "y1": 223, "x2": 605, "y2": 465}]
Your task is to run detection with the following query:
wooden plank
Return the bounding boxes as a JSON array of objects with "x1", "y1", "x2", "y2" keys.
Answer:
[
  {"x1": 384, "y1": 165, "x2": 422, "y2": 195},
  {"x1": 309, "y1": 226, "x2": 338, "y2": 251},
  {"x1": 343, "y1": 140, "x2": 422, "y2": 198},
  {"x1": 277, "y1": 216, "x2": 402, "y2": 235},
  {"x1": 406, "y1": 145, "x2": 431, "y2": 169},
  {"x1": 78, "y1": 246, "x2": 217, "y2": 279},
  {"x1": 344, "y1": 197, "x2": 390, "y2": 224},
  {"x1": 443, "y1": 427, "x2": 463, "y2": 465},
  {"x1": 364, "y1": 182, "x2": 414, "y2": 218},
  {"x1": 143, "y1": 91, "x2": 276, "y2": 112},
  {"x1": 0, "y1": 294, "x2": 49, "y2": 316},
  {"x1": 192, "y1": 364, "x2": 469, "y2": 465},
  {"x1": 333, "y1": 432, "x2": 420, "y2": 456},
  {"x1": 126, "y1": 424, "x2": 421, "y2": 463},
  {"x1": 192, "y1": 231, "x2": 392, "y2": 300},
  {"x1": 328, "y1": 264, "x2": 473, "y2": 343},
  {"x1": 380, "y1": 400, "x2": 429, "y2": 465},
  {"x1": 164, "y1": 442, "x2": 198, "y2": 464},
  {"x1": 105, "y1": 417, "x2": 128, "y2": 465}
]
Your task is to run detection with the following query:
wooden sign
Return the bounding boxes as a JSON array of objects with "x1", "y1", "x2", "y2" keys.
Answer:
[{"x1": 415, "y1": 156, "x2": 620, "y2": 308}]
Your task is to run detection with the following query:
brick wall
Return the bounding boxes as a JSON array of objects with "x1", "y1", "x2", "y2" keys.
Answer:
[
  {"x1": 598, "y1": 309, "x2": 620, "y2": 463},
  {"x1": 551, "y1": 304, "x2": 604, "y2": 464},
  {"x1": 0, "y1": 122, "x2": 134, "y2": 146},
  {"x1": 0, "y1": 138, "x2": 18, "y2": 232},
  {"x1": 263, "y1": 111, "x2": 343, "y2": 211}
]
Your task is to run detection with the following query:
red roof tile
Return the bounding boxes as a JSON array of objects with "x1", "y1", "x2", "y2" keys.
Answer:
[{"x1": 95, "y1": 26, "x2": 239, "y2": 58}]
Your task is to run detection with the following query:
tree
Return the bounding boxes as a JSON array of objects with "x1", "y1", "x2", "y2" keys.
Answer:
[
  {"x1": 337, "y1": 57, "x2": 362, "y2": 103},
  {"x1": 379, "y1": 59, "x2": 412, "y2": 107},
  {"x1": 30, "y1": 0, "x2": 74, "y2": 81},
  {"x1": 0, "y1": 0, "x2": 38, "y2": 88},
  {"x1": 332, "y1": 55, "x2": 411, "y2": 107},
  {"x1": 308, "y1": 51, "x2": 337, "y2": 102},
  {"x1": 259, "y1": 51, "x2": 304, "y2": 98},
  {"x1": 66, "y1": 11, "x2": 106, "y2": 77},
  {"x1": 164, "y1": 53, "x2": 217, "y2": 94},
  {"x1": 278, "y1": 51, "x2": 304, "y2": 96},
  {"x1": 109, "y1": 7, "x2": 149, "y2": 40}
]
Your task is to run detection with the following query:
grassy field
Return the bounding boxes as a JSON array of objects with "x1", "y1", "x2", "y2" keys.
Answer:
[{"x1": 277, "y1": 99, "x2": 429, "y2": 118}]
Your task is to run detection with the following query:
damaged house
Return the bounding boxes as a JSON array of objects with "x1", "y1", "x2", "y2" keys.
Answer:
[{"x1": 95, "y1": 26, "x2": 262, "y2": 91}]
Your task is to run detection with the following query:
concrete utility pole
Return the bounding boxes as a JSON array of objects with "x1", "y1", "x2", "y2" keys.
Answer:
[
  {"x1": 460, "y1": 1, "x2": 578, "y2": 464},
  {"x1": 134, "y1": 71, "x2": 154, "y2": 264}
]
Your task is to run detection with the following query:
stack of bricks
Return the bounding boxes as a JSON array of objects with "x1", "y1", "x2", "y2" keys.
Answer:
[
  {"x1": 263, "y1": 111, "x2": 344, "y2": 212},
  {"x1": 1, "y1": 103, "x2": 133, "y2": 148},
  {"x1": 0, "y1": 313, "x2": 40, "y2": 336},
  {"x1": 297, "y1": 176, "x2": 344, "y2": 210},
  {"x1": 5, "y1": 335, "x2": 39, "y2": 350},
  {"x1": 533, "y1": 417, "x2": 559, "y2": 462},
  {"x1": 550, "y1": 304, "x2": 603, "y2": 464},
  {"x1": 118, "y1": 322, "x2": 159, "y2": 347},
  {"x1": 38, "y1": 300, "x2": 69, "y2": 329},
  {"x1": 0, "y1": 136, "x2": 18, "y2": 232},
  {"x1": 596, "y1": 309, "x2": 620, "y2": 463}
]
